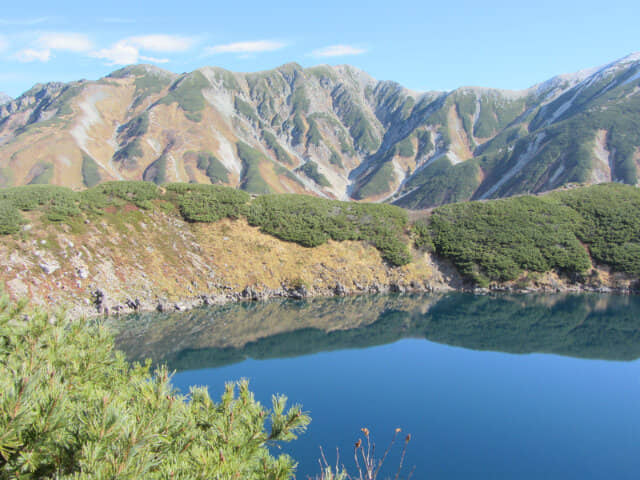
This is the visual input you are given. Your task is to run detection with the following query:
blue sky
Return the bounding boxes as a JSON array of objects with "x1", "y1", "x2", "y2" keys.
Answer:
[{"x1": 0, "y1": 0, "x2": 638, "y2": 98}]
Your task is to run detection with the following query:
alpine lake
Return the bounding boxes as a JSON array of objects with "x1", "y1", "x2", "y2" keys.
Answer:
[{"x1": 112, "y1": 293, "x2": 640, "y2": 479}]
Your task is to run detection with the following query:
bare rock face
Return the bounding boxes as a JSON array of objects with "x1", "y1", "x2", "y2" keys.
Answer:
[
  {"x1": 39, "y1": 259, "x2": 60, "y2": 275},
  {"x1": 0, "y1": 92, "x2": 11, "y2": 106}
]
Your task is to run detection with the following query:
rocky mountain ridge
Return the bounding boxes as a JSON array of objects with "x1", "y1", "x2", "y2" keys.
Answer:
[{"x1": 1, "y1": 54, "x2": 639, "y2": 207}]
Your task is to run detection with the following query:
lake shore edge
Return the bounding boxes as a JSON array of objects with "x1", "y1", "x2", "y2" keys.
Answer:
[{"x1": 68, "y1": 271, "x2": 640, "y2": 319}]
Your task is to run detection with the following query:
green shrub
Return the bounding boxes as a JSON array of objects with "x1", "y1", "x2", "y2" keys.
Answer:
[
  {"x1": 0, "y1": 185, "x2": 73, "y2": 211},
  {"x1": 412, "y1": 220, "x2": 433, "y2": 251},
  {"x1": 0, "y1": 185, "x2": 80, "y2": 223},
  {"x1": 88, "y1": 181, "x2": 159, "y2": 209},
  {"x1": 427, "y1": 194, "x2": 592, "y2": 284},
  {"x1": 0, "y1": 297, "x2": 309, "y2": 479},
  {"x1": 247, "y1": 194, "x2": 411, "y2": 265},
  {"x1": 165, "y1": 183, "x2": 250, "y2": 222},
  {"x1": 552, "y1": 184, "x2": 640, "y2": 275},
  {"x1": 0, "y1": 201, "x2": 24, "y2": 234}
]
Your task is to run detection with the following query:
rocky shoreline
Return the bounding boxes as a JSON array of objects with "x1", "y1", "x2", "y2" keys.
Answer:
[
  {"x1": 89, "y1": 276, "x2": 639, "y2": 319},
  {"x1": 1, "y1": 213, "x2": 638, "y2": 319}
]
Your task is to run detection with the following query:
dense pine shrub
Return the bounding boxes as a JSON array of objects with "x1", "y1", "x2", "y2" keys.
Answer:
[{"x1": 0, "y1": 297, "x2": 309, "y2": 478}]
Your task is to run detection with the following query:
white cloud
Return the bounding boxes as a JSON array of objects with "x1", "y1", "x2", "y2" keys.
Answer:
[
  {"x1": 205, "y1": 40, "x2": 286, "y2": 55},
  {"x1": 36, "y1": 33, "x2": 92, "y2": 52},
  {"x1": 90, "y1": 41, "x2": 140, "y2": 65},
  {"x1": 311, "y1": 45, "x2": 367, "y2": 57},
  {"x1": 90, "y1": 39, "x2": 175, "y2": 65},
  {"x1": 90, "y1": 34, "x2": 193, "y2": 65},
  {"x1": 12, "y1": 32, "x2": 92, "y2": 63},
  {"x1": 15, "y1": 48, "x2": 51, "y2": 62},
  {"x1": 128, "y1": 34, "x2": 194, "y2": 52}
]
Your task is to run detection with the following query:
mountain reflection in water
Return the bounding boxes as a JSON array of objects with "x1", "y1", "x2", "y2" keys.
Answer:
[{"x1": 113, "y1": 293, "x2": 640, "y2": 369}]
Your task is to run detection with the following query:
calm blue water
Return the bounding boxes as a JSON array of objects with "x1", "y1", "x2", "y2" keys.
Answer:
[{"x1": 116, "y1": 294, "x2": 640, "y2": 479}]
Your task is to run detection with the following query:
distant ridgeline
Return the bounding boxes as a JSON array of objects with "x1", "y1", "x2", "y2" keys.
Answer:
[
  {"x1": 2, "y1": 55, "x2": 640, "y2": 207},
  {"x1": 0, "y1": 181, "x2": 640, "y2": 285},
  {"x1": 114, "y1": 293, "x2": 640, "y2": 370}
]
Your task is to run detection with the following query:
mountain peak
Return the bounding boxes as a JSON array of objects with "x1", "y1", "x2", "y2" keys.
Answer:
[
  {"x1": 613, "y1": 51, "x2": 640, "y2": 66},
  {"x1": 1, "y1": 53, "x2": 639, "y2": 209},
  {"x1": 107, "y1": 64, "x2": 176, "y2": 80},
  {"x1": 0, "y1": 92, "x2": 11, "y2": 105}
]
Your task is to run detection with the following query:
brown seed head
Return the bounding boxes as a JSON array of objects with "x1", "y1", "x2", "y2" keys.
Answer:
[
  {"x1": 355, "y1": 439, "x2": 362, "y2": 449},
  {"x1": 361, "y1": 427, "x2": 370, "y2": 437},
  {"x1": 405, "y1": 434, "x2": 411, "y2": 443},
  {"x1": 395, "y1": 428, "x2": 402, "y2": 434}
]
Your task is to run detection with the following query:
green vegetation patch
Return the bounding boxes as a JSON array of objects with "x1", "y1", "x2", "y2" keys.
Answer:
[
  {"x1": 333, "y1": 89, "x2": 380, "y2": 153},
  {"x1": 328, "y1": 149, "x2": 344, "y2": 168},
  {"x1": 553, "y1": 184, "x2": 640, "y2": 275},
  {"x1": 426, "y1": 195, "x2": 591, "y2": 286},
  {"x1": 143, "y1": 154, "x2": 168, "y2": 185},
  {"x1": 81, "y1": 153, "x2": 101, "y2": 187},
  {"x1": 0, "y1": 200, "x2": 24, "y2": 234},
  {"x1": 236, "y1": 141, "x2": 274, "y2": 194},
  {"x1": 290, "y1": 86, "x2": 310, "y2": 114},
  {"x1": 291, "y1": 114, "x2": 306, "y2": 146},
  {"x1": 194, "y1": 151, "x2": 229, "y2": 184},
  {"x1": 306, "y1": 117, "x2": 323, "y2": 147},
  {"x1": 262, "y1": 131, "x2": 294, "y2": 165},
  {"x1": 247, "y1": 194, "x2": 411, "y2": 265},
  {"x1": 0, "y1": 297, "x2": 309, "y2": 479},
  {"x1": 296, "y1": 161, "x2": 330, "y2": 187},
  {"x1": 395, "y1": 136, "x2": 415, "y2": 157},
  {"x1": 0, "y1": 185, "x2": 80, "y2": 222},
  {"x1": 425, "y1": 185, "x2": 640, "y2": 283},
  {"x1": 165, "y1": 183, "x2": 250, "y2": 222},
  {"x1": 355, "y1": 162, "x2": 395, "y2": 200},
  {"x1": 112, "y1": 139, "x2": 144, "y2": 170},
  {"x1": 234, "y1": 96, "x2": 259, "y2": 123},
  {"x1": 158, "y1": 71, "x2": 209, "y2": 122},
  {"x1": 28, "y1": 162, "x2": 54, "y2": 185},
  {"x1": 84, "y1": 181, "x2": 160, "y2": 210},
  {"x1": 118, "y1": 112, "x2": 149, "y2": 140},
  {"x1": 396, "y1": 156, "x2": 480, "y2": 208}
]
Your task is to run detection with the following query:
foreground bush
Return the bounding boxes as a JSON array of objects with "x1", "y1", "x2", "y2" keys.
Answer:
[{"x1": 0, "y1": 298, "x2": 309, "y2": 479}]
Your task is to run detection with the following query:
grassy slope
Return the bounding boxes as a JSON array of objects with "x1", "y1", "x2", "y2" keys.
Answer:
[{"x1": 0, "y1": 182, "x2": 638, "y2": 314}]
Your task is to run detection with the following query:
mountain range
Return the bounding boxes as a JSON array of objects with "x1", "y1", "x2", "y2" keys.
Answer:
[{"x1": 1, "y1": 53, "x2": 639, "y2": 208}]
